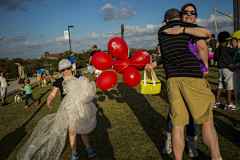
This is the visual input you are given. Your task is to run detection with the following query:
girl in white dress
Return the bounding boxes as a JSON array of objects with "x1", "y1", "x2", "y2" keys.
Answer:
[{"x1": 17, "y1": 59, "x2": 98, "y2": 160}]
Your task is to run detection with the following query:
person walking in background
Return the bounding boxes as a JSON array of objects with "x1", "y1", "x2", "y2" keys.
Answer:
[
  {"x1": 228, "y1": 30, "x2": 240, "y2": 110},
  {"x1": 89, "y1": 45, "x2": 99, "y2": 81},
  {"x1": 0, "y1": 71, "x2": 9, "y2": 106},
  {"x1": 209, "y1": 34, "x2": 219, "y2": 52},
  {"x1": 20, "y1": 79, "x2": 39, "y2": 109},
  {"x1": 68, "y1": 52, "x2": 77, "y2": 75},
  {"x1": 17, "y1": 62, "x2": 25, "y2": 88},
  {"x1": 213, "y1": 31, "x2": 236, "y2": 110}
]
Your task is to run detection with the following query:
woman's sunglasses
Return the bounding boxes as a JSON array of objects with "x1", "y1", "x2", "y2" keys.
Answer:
[
  {"x1": 182, "y1": 10, "x2": 197, "y2": 15},
  {"x1": 60, "y1": 67, "x2": 72, "y2": 72}
]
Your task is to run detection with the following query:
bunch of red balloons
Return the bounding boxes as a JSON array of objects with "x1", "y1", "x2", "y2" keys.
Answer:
[{"x1": 92, "y1": 37, "x2": 151, "y2": 91}]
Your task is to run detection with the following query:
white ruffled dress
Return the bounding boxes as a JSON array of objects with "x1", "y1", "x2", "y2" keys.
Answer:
[{"x1": 17, "y1": 76, "x2": 98, "y2": 160}]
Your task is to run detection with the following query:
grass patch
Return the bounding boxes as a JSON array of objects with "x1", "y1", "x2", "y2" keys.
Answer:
[{"x1": 0, "y1": 66, "x2": 239, "y2": 160}]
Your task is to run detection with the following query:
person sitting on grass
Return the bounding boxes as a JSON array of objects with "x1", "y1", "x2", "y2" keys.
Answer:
[
  {"x1": 20, "y1": 79, "x2": 39, "y2": 109},
  {"x1": 82, "y1": 63, "x2": 93, "y2": 75},
  {"x1": 0, "y1": 71, "x2": 9, "y2": 106}
]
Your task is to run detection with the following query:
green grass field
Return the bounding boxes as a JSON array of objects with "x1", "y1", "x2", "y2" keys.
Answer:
[{"x1": 0, "y1": 66, "x2": 239, "y2": 160}]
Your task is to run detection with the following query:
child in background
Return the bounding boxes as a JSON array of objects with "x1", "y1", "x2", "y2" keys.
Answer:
[
  {"x1": 228, "y1": 30, "x2": 240, "y2": 137},
  {"x1": 20, "y1": 79, "x2": 39, "y2": 109},
  {"x1": 95, "y1": 69, "x2": 102, "y2": 80},
  {"x1": 0, "y1": 71, "x2": 9, "y2": 106},
  {"x1": 82, "y1": 63, "x2": 93, "y2": 74},
  {"x1": 213, "y1": 31, "x2": 236, "y2": 110},
  {"x1": 42, "y1": 73, "x2": 47, "y2": 86},
  {"x1": 228, "y1": 30, "x2": 240, "y2": 110}
]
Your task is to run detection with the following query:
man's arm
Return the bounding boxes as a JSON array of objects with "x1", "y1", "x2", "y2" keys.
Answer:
[
  {"x1": 196, "y1": 40, "x2": 209, "y2": 74},
  {"x1": 163, "y1": 25, "x2": 211, "y2": 38},
  {"x1": 89, "y1": 56, "x2": 92, "y2": 64},
  {"x1": 19, "y1": 67, "x2": 22, "y2": 80}
]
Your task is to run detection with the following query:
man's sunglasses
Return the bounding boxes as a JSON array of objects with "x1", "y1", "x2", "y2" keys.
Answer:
[
  {"x1": 60, "y1": 67, "x2": 72, "y2": 72},
  {"x1": 182, "y1": 10, "x2": 197, "y2": 15}
]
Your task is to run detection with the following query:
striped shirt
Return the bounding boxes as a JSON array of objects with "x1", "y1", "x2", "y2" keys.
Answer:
[{"x1": 158, "y1": 20, "x2": 204, "y2": 79}]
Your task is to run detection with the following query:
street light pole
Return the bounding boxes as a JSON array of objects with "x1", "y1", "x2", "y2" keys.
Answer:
[{"x1": 68, "y1": 25, "x2": 74, "y2": 53}]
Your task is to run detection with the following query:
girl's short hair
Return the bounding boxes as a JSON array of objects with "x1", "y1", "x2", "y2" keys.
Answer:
[{"x1": 24, "y1": 79, "x2": 31, "y2": 84}]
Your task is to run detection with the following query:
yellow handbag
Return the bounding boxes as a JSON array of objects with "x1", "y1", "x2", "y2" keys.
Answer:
[{"x1": 140, "y1": 69, "x2": 161, "y2": 95}]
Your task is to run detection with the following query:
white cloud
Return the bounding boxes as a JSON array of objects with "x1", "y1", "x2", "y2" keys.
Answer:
[
  {"x1": 100, "y1": 2, "x2": 136, "y2": 20},
  {"x1": 196, "y1": 14, "x2": 234, "y2": 35},
  {"x1": 104, "y1": 8, "x2": 136, "y2": 20},
  {"x1": 0, "y1": 35, "x2": 27, "y2": 44},
  {"x1": 38, "y1": 34, "x2": 44, "y2": 37},
  {"x1": 99, "y1": 3, "x2": 115, "y2": 12},
  {"x1": 0, "y1": 25, "x2": 14, "y2": 31}
]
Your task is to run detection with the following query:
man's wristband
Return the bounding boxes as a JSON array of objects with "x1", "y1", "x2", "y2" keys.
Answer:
[{"x1": 183, "y1": 27, "x2": 186, "y2": 33}]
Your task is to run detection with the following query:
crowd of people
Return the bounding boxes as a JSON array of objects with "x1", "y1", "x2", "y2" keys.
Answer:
[{"x1": 0, "y1": 2, "x2": 240, "y2": 160}]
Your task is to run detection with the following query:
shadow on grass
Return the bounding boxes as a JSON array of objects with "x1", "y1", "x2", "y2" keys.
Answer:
[
  {"x1": 213, "y1": 109, "x2": 240, "y2": 147},
  {"x1": 0, "y1": 89, "x2": 50, "y2": 160},
  {"x1": 116, "y1": 82, "x2": 172, "y2": 159},
  {"x1": 84, "y1": 98, "x2": 115, "y2": 159}
]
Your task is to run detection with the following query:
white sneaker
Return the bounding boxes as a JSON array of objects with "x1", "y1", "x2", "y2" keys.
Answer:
[
  {"x1": 224, "y1": 102, "x2": 236, "y2": 110},
  {"x1": 163, "y1": 138, "x2": 172, "y2": 154}
]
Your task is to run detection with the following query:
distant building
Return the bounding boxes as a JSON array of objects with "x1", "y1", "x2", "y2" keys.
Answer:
[
  {"x1": 234, "y1": 0, "x2": 240, "y2": 31},
  {"x1": 44, "y1": 53, "x2": 67, "y2": 59}
]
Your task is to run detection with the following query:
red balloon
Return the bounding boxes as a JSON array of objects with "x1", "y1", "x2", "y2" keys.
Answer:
[
  {"x1": 114, "y1": 58, "x2": 130, "y2": 74},
  {"x1": 97, "y1": 71, "x2": 117, "y2": 91},
  {"x1": 123, "y1": 67, "x2": 141, "y2": 87},
  {"x1": 92, "y1": 52, "x2": 113, "y2": 70},
  {"x1": 131, "y1": 50, "x2": 151, "y2": 69},
  {"x1": 108, "y1": 37, "x2": 128, "y2": 59}
]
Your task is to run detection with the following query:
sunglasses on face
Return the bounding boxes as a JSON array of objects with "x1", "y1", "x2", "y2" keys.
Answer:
[
  {"x1": 182, "y1": 10, "x2": 197, "y2": 15},
  {"x1": 60, "y1": 67, "x2": 72, "y2": 72}
]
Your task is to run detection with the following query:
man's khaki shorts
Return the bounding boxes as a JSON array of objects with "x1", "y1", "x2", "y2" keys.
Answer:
[
  {"x1": 166, "y1": 77, "x2": 214, "y2": 126},
  {"x1": 92, "y1": 65, "x2": 96, "y2": 73},
  {"x1": 37, "y1": 74, "x2": 41, "y2": 81},
  {"x1": 72, "y1": 63, "x2": 76, "y2": 71}
]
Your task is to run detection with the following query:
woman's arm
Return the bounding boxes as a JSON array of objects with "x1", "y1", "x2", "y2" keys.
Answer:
[
  {"x1": 163, "y1": 25, "x2": 211, "y2": 38},
  {"x1": 47, "y1": 87, "x2": 59, "y2": 109}
]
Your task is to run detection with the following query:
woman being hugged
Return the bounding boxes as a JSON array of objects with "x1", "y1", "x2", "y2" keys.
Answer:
[{"x1": 18, "y1": 59, "x2": 97, "y2": 160}]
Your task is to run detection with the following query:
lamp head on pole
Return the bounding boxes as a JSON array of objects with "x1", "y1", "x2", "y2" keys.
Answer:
[{"x1": 68, "y1": 26, "x2": 74, "y2": 28}]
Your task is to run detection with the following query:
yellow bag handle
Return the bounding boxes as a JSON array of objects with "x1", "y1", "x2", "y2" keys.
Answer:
[{"x1": 144, "y1": 69, "x2": 158, "y2": 86}]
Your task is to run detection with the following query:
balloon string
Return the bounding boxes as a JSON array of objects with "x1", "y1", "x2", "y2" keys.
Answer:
[{"x1": 116, "y1": 65, "x2": 129, "y2": 73}]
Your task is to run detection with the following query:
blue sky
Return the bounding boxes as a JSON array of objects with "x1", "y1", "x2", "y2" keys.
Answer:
[{"x1": 0, "y1": 0, "x2": 234, "y2": 59}]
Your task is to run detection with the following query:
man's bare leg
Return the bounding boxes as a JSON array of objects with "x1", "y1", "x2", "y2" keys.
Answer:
[
  {"x1": 215, "y1": 89, "x2": 222, "y2": 103},
  {"x1": 202, "y1": 119, "x2": 221, "y2": 159},
  {"x1": 226, "y1": 90, "x2": 233, "y2": 105},
  {"x1": 172, "y1": 125, "x2": 185, "y2": 160}
]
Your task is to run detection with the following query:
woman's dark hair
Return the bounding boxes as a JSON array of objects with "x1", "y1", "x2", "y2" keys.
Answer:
[
  {"x1": 211, "y1": 34, "x2": 215, "y2": 38},
  {"x1": 217, "y1": 31, "x2": 230, "y2": 43},
  {"x1": 180, "y1": 3, "x2": 197, "y2": 17}
]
